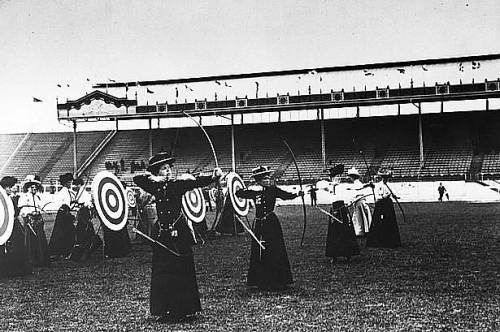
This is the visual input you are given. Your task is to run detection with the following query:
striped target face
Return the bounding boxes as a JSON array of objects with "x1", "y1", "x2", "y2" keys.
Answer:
[
  {"x1": 126, "y1": 189, "x2": 136, "y2": 208},
  {"x1": 227, "y1": 172, "x2": 249, "y2": 216},
  {"x1": 91, "y1": 171, "x2": 128, "y2": 231},
  {"x1": 180, "y1": 174, "x2": 206, "y2": 224},
  {"x1": 0, "y1": 186, "x2": 15, "y2": 246}
]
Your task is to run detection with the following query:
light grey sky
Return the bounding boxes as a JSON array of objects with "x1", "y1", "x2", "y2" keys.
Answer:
[{"x1": 0, "y1": 0, "x2": 498, "y2": 133}]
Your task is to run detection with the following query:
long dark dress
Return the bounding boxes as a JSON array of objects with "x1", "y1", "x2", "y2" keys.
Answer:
[
  {"x1": 102, "y1": 221, "x2": 131, "y2": 258},
  {"x1": 215, "y1": 196, "x2": 244, "y2": 235},
  {"x1": 0, "y1": 196, "x2": 32, "y2": 278},
  {"x1": 25, "y1": 213, "x2": 49, "y2": 267},
  {"x1": 70, "y1": 206, "x2": 102, "y2": 261},
  {"x1": 236, "y1": 185, "x2": 297, "y2": 290},
  {"x1": 325, "y1": 200, "x2": 360, "y2": 259},
  {"x1": 48, "y1": 204, "x2": 76, "y2": 257},
  {"x1": 133, "y1": 173, "x2": 214, "y2": 317},
  {"x1": 367, "y1": 196, "x2": 401, "y2": 248}
]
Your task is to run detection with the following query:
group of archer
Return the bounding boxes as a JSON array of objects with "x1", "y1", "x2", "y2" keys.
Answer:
[
  {"x1": 0, "y1": 172, "x2": 134, "y2": 279},
  {"x1": 316, "y1": 165, "x2": 402, "y2": 263}
]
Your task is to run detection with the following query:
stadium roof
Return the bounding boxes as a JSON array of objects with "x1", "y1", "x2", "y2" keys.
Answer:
[{"x1": 93, "y1": 53, "x2": 500, "y2": 89}]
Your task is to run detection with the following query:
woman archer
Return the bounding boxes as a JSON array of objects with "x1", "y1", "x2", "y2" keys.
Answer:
[
  {"x1": 133, "y1": 152, "x2": 222, "y2": 323},
  {"x1": 235, "y1": 166, "x2": 303, "y2": 291}
]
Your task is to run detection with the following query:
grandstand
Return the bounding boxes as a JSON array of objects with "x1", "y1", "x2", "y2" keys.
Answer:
[
  {"x1": 1, "y1": 110, "x2": 500, "y2": 188},
  {"x1": 2, "y1": 54, "x2": 500, "y2": 189}
]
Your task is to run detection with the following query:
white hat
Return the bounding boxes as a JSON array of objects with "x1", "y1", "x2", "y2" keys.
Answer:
[{"x1": 347, "y1": 167, "x2": 360, "y2": 177}]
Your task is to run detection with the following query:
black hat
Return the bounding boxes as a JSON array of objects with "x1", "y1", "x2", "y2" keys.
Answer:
[
  {"x1": 377, "y1": 169, "x2": 393, "y2": 178},
  {"x1": 251, "y1": 166, "x2": 272, "y2": 179},
  {"x1": 23, "y1": 174, "x2": 42, "y2": 191},
  {"x1": 59, "y1": 172, "x2": 74, "y2": 185},
  {"x1": 0, "y1": 176, "x2": 18, "y2": 189},
  {"x1": 147, "y1": 152, "x2": 176, "y2": 172},
  {"x1": 73, "y1": 178, "x2": 84, "y2": 186},
  {"x1": 326, "y1": 164, "x2": 344, "y2": 177}
]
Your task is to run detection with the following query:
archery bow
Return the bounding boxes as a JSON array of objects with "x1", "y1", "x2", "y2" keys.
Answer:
[
  {"x1": 181, "y1": 111, "x2": 263, "y2": 248},
  {"x1": 282, "y1": 139, "x2": 307, "y2": 247}
]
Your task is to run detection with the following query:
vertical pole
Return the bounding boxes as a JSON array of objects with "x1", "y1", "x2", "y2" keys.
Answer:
[
  {"x1": 320, "y1": 108, "x2": 326, "y2": 170},
  {"x1": 231, "y1": 114, "x2": 236, "y2": 172},
  {"x1": 73, "y1": 120, "x2": 78, "y2": 175},
  {"x1": 148, "y1": 118, "x2": 153, "y2": 158},
  {"x1": 418, "y1": 103, "x2": 424, "y2": 168}
]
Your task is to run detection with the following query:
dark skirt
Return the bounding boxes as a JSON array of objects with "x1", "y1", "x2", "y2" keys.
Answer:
[
  {"x1": 48, "y1": 206, "x2": 75, "y2": 257},
  {"x1": 215, "y1": 198, "x2": 244, "y2": 235},
  {"x1": 25, "y1": 214, "x2": 49, "y2": 267},
  {"x1": 102, "y1": 221, "x2": 131, "y2": 258},
  {"x1": 150, "y1": 220, "x2": 201, "y2": 317},
  {"x1": 367, "y1": 197, "x2": 402, "y2": 248},
  {"x1": 247, "y1": 213, "x2": 293, "y2": 290},
  {"x1": 325, "y1": 201, "x2": 360, "y2": 259},
  {"x1": 70, "y1": 206, "x2": 102, "y2": 261},
  {"x1": 0, "y1": 218, "x2": 32, "y2": 278}
]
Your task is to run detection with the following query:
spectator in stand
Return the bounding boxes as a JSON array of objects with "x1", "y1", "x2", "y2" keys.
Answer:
[
  {"x1": 140, "y1": 160, "x2": 146, "y2": 170},
  {"x1": 438, "y1": 183, "x2": 448, "y2": 201}
]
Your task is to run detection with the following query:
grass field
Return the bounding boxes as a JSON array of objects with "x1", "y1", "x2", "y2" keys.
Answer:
[{"x1": 1, "y1": 202, "x2": 499, "y2": 331}]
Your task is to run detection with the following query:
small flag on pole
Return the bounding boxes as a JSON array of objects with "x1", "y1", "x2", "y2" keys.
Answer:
[
  {"x1": 108, "y1": 78, "x2": 116, "y2": 82},
  {"x1": 33, "y1": 97, "x2": 43, "y2": 102},
  {"x1": 147, "y1": 88, "x2": 154, "y2": 94}
]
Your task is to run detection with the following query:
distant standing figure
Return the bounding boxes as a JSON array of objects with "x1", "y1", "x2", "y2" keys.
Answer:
[
  {"x1": 438, "y1": 183, "x2": 447, "y2": 201},
  {"x1": 308, "y1": 185, "x2": 318, "y2": 207}
]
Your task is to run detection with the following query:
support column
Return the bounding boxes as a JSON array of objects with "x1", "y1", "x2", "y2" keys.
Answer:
[
  {"x1": 320, "y1": 108, "x2": 326, "y2": 170},
  {"x1": 148, "y1": 118, "x2": 153, "y2": 158},
  {"x1": 418, "y1": 103, "x2": 424, "y2": 168},
  {"x1": 73, "y1": 120, "x2": 78, "y2": 175},
  {"x1": 231, "y1": 114, "x2": 236, "y2": 172}
]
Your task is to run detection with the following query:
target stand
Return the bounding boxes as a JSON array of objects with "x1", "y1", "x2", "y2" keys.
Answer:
[{"x1": 0, "y1": 186, "x2": 15, "y2": 246}]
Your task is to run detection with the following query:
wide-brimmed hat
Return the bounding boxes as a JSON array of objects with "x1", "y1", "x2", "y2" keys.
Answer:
[
  {"x1": 59, "y1": 172, "x2": 74, "y2": 185},
  {"x1": 0, "y1": 176, "x2": 18, "y2": 189},
  {"x1": 347, "y1": 167, "x2": 360, "y2": 177},
  {"x1": 251, "y1": 166, "x2": 272, "y2": 179},
  {"x1": 23, "y1": 174, "x2": 42, "y2": 191},
  {"x1": 147, "y1": 152, "x2": 176, "y2": 172}
]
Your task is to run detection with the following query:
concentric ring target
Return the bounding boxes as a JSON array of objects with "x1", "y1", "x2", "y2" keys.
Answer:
[
  {"x1": 180, "y1": 174, "x2": 206, "y2": 224},
  {"x1": 0, "y1": 186, "x2": 15, "y2": 246},
  {"x1": 126, "y1": 188, "x2": 136, "y2": 208},
  {"x1": 227, "y1": 172, "x2": 249, "y2": 216},
  {"x1": 91, "y1": 171, "x2": 128, "y2": 231}
]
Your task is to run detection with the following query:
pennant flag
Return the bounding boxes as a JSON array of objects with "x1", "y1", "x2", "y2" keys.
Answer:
[
  {"x1": 364, "y1": 72, "x2": 374, "y2": 76},
  {"x1": 185, "y1": 85, "x2": 193, "y2": 91},
  {"x1": 57, "y1": 84, "x2": 62, "y2": 87},
  {"x1": 397, "y1": 68, "x2": 406, "y2": 74},
  {"x1": 224, "y1": 82, "x2": 232, "y2": 87},
  {"x1": 422, "y1": 65, "x2": 428, "y2": 71},
  {"x1": 86, "y1": 78, "x2": 91, "y2": 82},
  {"x1": 319, "y1": 76, "x2": 323, "y2": 82},
  {"x1": 67, "y1": 84, "x2": 70, "y2": 87},
  {"x1": 108, "y1": 78, "x2": 116, "y2": 82},
  {"x1": 33, "y1": 97, "x2": 43, "y2": 102},
  {"x1": 458, "y1": 63, "x2": 464, "y2": 72},
  {"x1": 147, "y1": 88, "x2": 154, "y2": 94},
  {"x1": 215, "y1": 80, "x2": 221, "y2": 85}
]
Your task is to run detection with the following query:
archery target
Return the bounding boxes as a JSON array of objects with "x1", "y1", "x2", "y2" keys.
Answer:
[
  {"x1": 0, "y1": 186, "x2": 15, "y2": 246},
  {"x1": 126, "y1": 188, "x2": 136, "y2": 208},
  {"x1": 180, "y1": 174, "x2": 206, "y2": 224},
  {"x1": 91, "y1": 171, "x2": 128, "y2": 231},
  {"x1": 227, "y1": 172, "x2": 249, "y2": 216}
]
